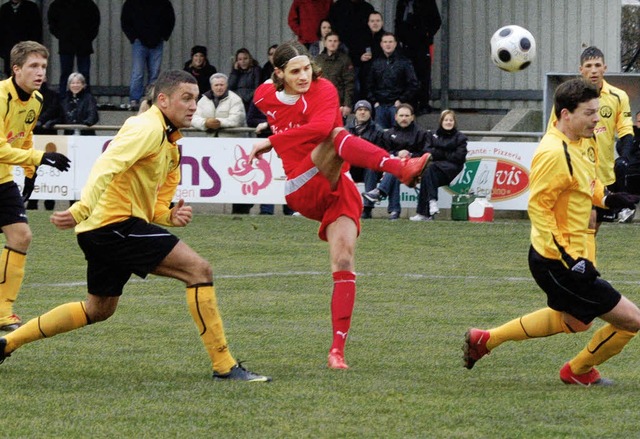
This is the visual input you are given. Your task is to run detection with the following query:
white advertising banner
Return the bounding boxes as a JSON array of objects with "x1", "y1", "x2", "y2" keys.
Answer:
[{"x1": 20, "y1": 136, "x2": 537, "y2": 210}]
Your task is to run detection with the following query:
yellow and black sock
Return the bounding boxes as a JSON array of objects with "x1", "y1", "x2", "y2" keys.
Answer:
[
  {"x1": 569, "y1": 324, "x2": 636, "y2": 374},
  {"x1": 4, "y1": 301, "x2": 89, "y2": 353},
  {"x1": 186, "y1": 283, "x2": 236, "y2": 374},
  {"x1": 487, "y1": 307, "x2": 572, "y2": 351},
  {"x1": 0, "y1": 247, "x2": 26, "y2": 317}
]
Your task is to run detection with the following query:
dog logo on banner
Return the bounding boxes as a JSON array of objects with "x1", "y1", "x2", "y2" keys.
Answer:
[{"x1": 227, "y1": 144, "x2": 273, "y2": 195}]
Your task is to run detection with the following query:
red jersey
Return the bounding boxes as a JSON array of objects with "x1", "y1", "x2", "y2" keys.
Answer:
[{"x1": 254, "y1": 78, "x2": 344, "y2": 178}]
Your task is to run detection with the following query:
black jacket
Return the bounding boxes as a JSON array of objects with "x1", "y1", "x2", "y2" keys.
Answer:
[
  {"x1": 367, "y1": 51, "x2": 419, "y2": 105},
  {"x1": 121, "y1": 0, "x2": 175, "y2": 48},
  {"x1": 382, "y1": 121, "x2": 428, "y2": 157},
  {"x1": 347, "y1": 117, "x2": 384, "y2": 146},
  {"x1": 34, "y1": 82, "x2": 61, "y2": 135},
  {"x1": 395, "y1": 0, "x2": 441, "y2": 48},
  {"x1": 48, "y1": 0, "x2": 100, "y2": 55},
  {"x1": 0, "y1": 0, "x2": 42, "y2": 58},
  {"x1": 183, "y1": 60, "x2": 217, "y2": 98},
  {"x1": 328, "y1": 0, "x2": 374, "y2": 66},
  {"x1": 423, "y1": 127, "x2": 468, "y2": 178},
  {"x1": 61, "y1": 89, "x2": 98, "y2": 135}
]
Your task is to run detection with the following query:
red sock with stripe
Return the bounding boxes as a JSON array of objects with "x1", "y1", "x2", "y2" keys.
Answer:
[
  {"x1": 333, "y1": 129, "x2": 403, "y2": 175},
  {"x1": 330, "y1": 270, "x2": 356, "y2": 353}
]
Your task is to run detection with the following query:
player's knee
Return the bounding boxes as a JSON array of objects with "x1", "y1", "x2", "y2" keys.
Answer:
[
  {"x1": 86, "y1": 304, "x2": 117, "y2": 323},
  {"x1": 330, "y1": 127, "x2": 345, "y2": 140},
  {"x1": 191, "y1": 257, "x2": 213, "y2": 281},
  {"x1": 8, "y1": 229, "x2": 32, "y2": 250}
]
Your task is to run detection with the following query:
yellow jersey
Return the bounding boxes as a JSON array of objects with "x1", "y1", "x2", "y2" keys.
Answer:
[
  {"x1": 69, "y1": 105, "x2": 181, "y2": 233},
  {"x1": 547, "y1": 79, "x2": 633, "y2": 185},
  {"x1": 0, "y1": 77, "x2": 44, "y2": 184},
  {"x1": 529, "y1": 125, "x2": 606, "y2": 262}
]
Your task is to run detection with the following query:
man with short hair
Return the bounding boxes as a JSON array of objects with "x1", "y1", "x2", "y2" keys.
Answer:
[
  {"x1": 191, "y1": 72, "x2": 246, "y2": 136},
  {"x1": 0, "y1": 41, "x2": 71, "y2": 331},
  {"x1": 314, "y1": 32, "x2": 354, "y2": 119},
  {"x1": 464, "y1": 78, "x2": 640, "y2": 386},
  {"x1": 1, "y1": 70, "x2": 270, "y2": 383},
  {"x1": 367, "y1": 32, "x2": 418, "y2": 129}
]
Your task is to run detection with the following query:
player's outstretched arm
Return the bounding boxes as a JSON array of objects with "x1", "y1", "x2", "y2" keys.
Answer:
[
  {"x1": 249, "y1": 138, "x2": 273, "y2": 164},
  {"x1": 50, "y1": 210, "x2": 78, "y2": 230},
  {"x1": 170, "y1": 199, "x2": 192, "y2": 227}
]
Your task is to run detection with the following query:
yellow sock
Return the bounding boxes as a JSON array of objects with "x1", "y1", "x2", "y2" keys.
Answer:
[
  {"x1": 0, "y1": 247, "x2": 26, "y2": 317},
  {"x1": 487, "y1": 307, "x2": 571, "y2": 351},
  {"x1": 569, "y1": 324, "x2": 636, "y2": 374},
  {"x1": 186, "y1": 284, "x2": 236, "y2": 374},
  {"x1": 585, "y1": 229, "x2": 597, "y2": 267},
  {"x1": 4, "y1": 302, "x2": 89, "y2": 353}
]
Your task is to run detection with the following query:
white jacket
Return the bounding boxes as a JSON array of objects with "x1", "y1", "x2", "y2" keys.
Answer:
[{"x1": 191, "y1": 90, "x2": 246, "y2": 135}]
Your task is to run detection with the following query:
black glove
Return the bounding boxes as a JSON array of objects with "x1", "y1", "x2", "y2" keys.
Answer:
[
  {"x1": 568, "y1": 257, "x2": 600, "y2": 283},
  {"x1": 22, "y1": 173, "x2": 36, "y2": 202},
  {"x1": 41, "y1": 152, "x2": 71, "y2": 172},
  {"x1": 604, "y1": 192, "x2": 640, "y2": 210}
]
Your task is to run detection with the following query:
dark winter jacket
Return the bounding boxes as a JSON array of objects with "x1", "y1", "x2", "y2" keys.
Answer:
[
  {"x1": 328, "y1": 0, "x2": 374, "y2": 66},
  {"x1": 61, "y1": 89, "x2": 99, "y2": 135},
  {"x1": 367, "y1": 51, "x2": 419, "y2": 105},
  {"x1": 183, "y1": 60, "x2": 217, "y2": 98},
  {"x1": 347, "y1": 117, "x2": 384, "y2": 147},
  {"x1": 48, "y1": 0, "x2": 100, "y2": 56},
  {"x1": 0, "y1": 0, "x2": 42, "y2": 59},
  {"x1": 34, "y1": 82, "x2": 61, "y2": 135},
  {"x1": 121, "y1": 0, "x2": 175, "y2": 48},
  {"x1": 395, "y1": 0, "x2": 442, "y2": 49},
  {"x1": 382, "y1": 121, "x2": 428, "y2": 157},
  {"x1": 228, "y1": 65, "x2": 261, "y2": 112},
  {"x1": 423, "y1": 127, "x2": 468, "y2": 178}
]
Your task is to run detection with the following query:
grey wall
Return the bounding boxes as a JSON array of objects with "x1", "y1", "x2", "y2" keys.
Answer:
[{"x1": 38, "y1": 0, "x2": 621, "y2": 110}]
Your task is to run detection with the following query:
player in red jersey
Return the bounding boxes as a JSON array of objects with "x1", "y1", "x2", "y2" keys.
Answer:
[{"x1": 250, "y1": 40, "x2": 430, "y2": 369}]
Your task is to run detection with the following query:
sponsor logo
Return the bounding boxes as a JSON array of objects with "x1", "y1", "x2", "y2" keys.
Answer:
[
  {"x1": 227, "y1": 144, "x2": 272, "y2": 195},
  {"x1": 448, "y1": 158, "x2": 529, "y2": 201}
]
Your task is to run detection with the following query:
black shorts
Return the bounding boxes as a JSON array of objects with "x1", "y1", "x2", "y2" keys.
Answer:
[
  {"x1": 595, "y1": 205, "x2": 617, "y2": 223},
  {"x1": 528, "y1": 246, "x2": 621, "y2": 324},
  {"x1": 77, "y1": 217, "x2": 179, "y2": 297},
  {"x1": 0, "y1": 181, "x2": 28, "y2": 228}
]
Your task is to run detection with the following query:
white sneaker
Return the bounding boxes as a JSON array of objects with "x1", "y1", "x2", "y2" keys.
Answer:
[
  {"x1": 618, "y1": 208, "x2": 635, "y2": 223},
  {"x1": 429, "y1": 199, "x2": 440, "y2": 216},
  {"x1": 410, "y1": 214, "x2": 432, "y2": 221}
]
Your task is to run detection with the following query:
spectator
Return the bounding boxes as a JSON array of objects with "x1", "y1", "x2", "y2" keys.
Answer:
[
  {"x1": 183, "y1": 45, "x2": 217, "y2": 98},
  {"x1": 60, "y1": 72, "x2": 98, "y2": 135},
  {"x1": 356, "y1": 11, "x2": 385, "y2": 101},
  {"x1": 260, "y1": 44, "x2": 277, "y2": 82},
  {"x1": 362, "y1": 103, "x2": 429, "y2": 220},
  {"x1": 367, "y1": 32, "x2": 418, "y2": 129},
  {"x1": 288, "y1": 0, "x2": 332, "y2": 47},
  {"x1": 314, "y1": 32, "x2": 354, "y2": 120},
  {"x1": 411, "y1": 109, "x2": 467, "y2": 221},
  {"x1": 137, "y1": 82, "x2": 154, "y2": 114},
  {"x1": 328, "y1": 0, "x2": 373, "y2": 65},
  {"x1": 308, "y1": 19, "x2": 347, "y2": 58},
  {"x1": 121, "y1": 0, "x2": 175, "y2": 111},
  {"x1": 346, "y1": 99, "x2": 384, "y2": 219},
  {"x1": 613, "y1": 110, "x2": 640, "y2": 222},
  {"x1": 228, "y1": 47, "x2": 261, "y2": 113},
  {"x1": 47, "y1": 0, "x2": 100, "y2": 97},
  {"x1": 191, "y1": 72, "x2": 245, "y2": 136},
  {"x1": 395, "y1": 0, "x2": 441, "y2": 114},
  {"x1": 0, "y1": 0, "x2": 42, "y2": 77},
  {"x1": 30, "y1": 79, "x2": 62, "y2": 211}
]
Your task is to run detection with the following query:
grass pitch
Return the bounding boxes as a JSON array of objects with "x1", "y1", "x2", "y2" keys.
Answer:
[{"x1": 3, "y1": 211, "x2": 640, "y2": 438}]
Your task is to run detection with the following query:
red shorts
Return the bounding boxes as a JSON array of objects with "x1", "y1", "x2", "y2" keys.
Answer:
[{"x1": 285, "y1": 155, "x2": 362, "y2": 241}]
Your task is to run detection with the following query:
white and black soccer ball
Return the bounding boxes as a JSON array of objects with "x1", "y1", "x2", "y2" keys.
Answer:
[{"x1": 490, "y1": 25, "x2": 536, "y2": 72}]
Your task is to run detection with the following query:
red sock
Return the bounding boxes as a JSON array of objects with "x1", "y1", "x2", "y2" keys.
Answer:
[
  {"x1": 333, "y1": 130, "x2": 403, "y2": 175},
  {"x1": 331, "y1": 270, "x2": 357, "y2": 353}
]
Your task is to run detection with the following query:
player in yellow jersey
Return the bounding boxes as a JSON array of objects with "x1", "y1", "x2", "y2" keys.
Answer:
[
  {"x1": 547, "y1": 47, "x2": 635, "y2": 262},
  {"x1": 0, "y1": 70, "x2": 270, "y2": 382},
  {"x1": 0, "y1": 41, "x2": 71, "y2": 331},
  {"x1": 464, "y1": 79, "x2": 640, "y2": 386}
]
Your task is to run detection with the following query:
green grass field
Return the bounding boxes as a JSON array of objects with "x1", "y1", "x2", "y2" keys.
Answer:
[{"x1": 3, "y1": 211, "x2": 640, "y2": 438}]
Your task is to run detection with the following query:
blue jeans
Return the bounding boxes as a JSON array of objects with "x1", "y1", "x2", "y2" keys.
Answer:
[
  {"x1": 130, "y1": 39, "x2": 164, "y2": 102},
  {"x1": 374, "y1": 104, "x2": 396, "y2": 129},
  {"x1": 378, "y1": 173, "x2": 401, "y2": 214},
  {"x1": 59, "y1": 54, "x2": 91, "y2": 96}
]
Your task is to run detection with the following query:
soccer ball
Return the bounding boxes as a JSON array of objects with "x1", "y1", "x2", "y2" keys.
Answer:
[{"x1": 490, "y1": 25, "x2": 536, "y2": 72}]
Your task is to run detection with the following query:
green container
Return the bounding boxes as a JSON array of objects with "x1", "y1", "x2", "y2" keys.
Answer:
[{"x1": 451, "y1": 194, "x2": 472, "y2": 221}]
